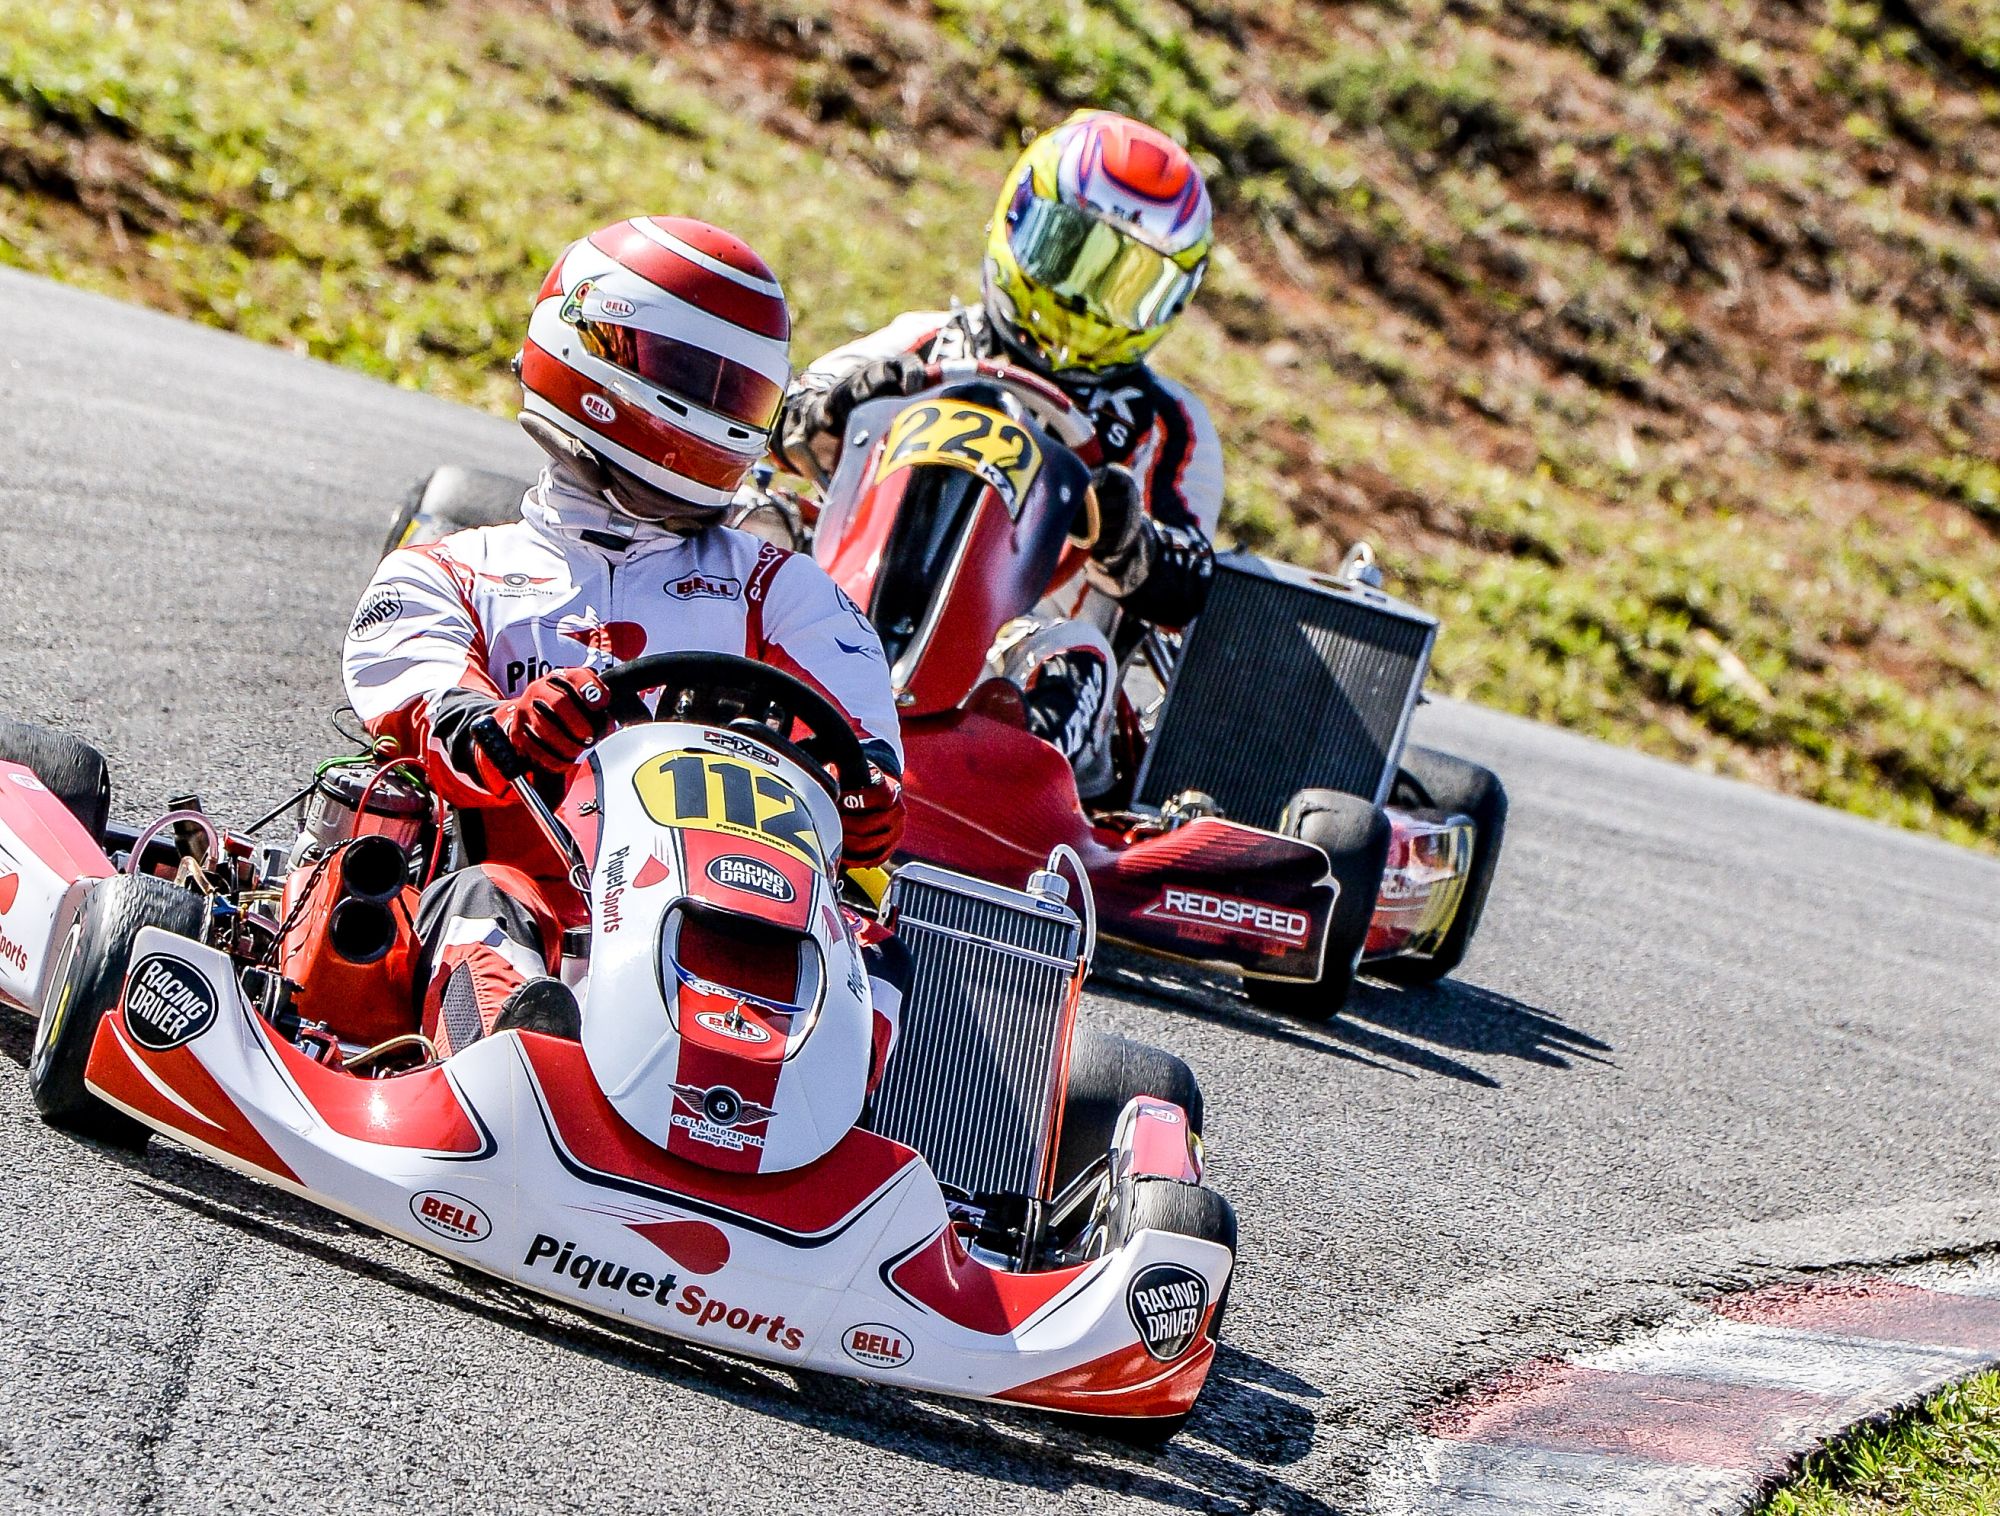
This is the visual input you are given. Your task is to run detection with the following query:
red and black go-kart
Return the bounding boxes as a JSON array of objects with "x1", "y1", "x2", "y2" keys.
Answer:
[
  {"x1": 391, "y1": 361, "x2": 1505, "y2": 1019},
  {"x1": 800, "y1": 361, "x2": 1506, "y2": 1017},
  {"x1": 0, "y1": 657, "x2": 1236, "y2": 1442}
]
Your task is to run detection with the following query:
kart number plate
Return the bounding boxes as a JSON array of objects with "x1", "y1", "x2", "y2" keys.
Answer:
[
  {"x1": 872, "y1": 401, "x2": 1043, "y2": 517},
  {"x1": 634, "y1": 752, "x2": 822, "y2": 867}
]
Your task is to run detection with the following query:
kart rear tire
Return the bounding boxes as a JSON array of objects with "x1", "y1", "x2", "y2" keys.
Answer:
[
  {"x1": 0, "y1": 717, "x2": 110, "y2": 844},
  {"x1": 1052, "y1": 1028, "x2": 1203, "y2": 1196},
  {"x1": 30, "y1": 874, "x2": 207, "y2": 1147},
  {"x1": 1245, "y1": 789, "x2": 1389, "y2": 1021},
  {"x1": 1372, "y1": 747, "x2": 1508, "y2": 988},
  {"x1": 381, "y1": 465, "x2": 532, "y2": 558},
  {"x1": 1083, "y1": 1177, "x2": 1238, "y2": 1448}
]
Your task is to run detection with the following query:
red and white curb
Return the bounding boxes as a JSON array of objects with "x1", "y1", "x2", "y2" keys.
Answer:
[{"x1": 1369, "y1": 1256, "x2": 2000, "y2": 1513}]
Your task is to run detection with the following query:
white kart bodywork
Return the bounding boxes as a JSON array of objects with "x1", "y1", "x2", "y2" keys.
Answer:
[
  {"x1": 0, "y1": 729, "x2": 1230, "y2": 1423},
  {"x1": 89, "y1": 923, "x2": 1230, "y2": 1409}
]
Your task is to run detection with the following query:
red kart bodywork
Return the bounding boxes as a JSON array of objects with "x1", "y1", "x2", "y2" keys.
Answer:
[
  {"x1": 811, "y1": 379, "x2": 1473, "y2": 985},
  {"x1": 898, "y1": 708, "x2": 1336, "y2": 982}
]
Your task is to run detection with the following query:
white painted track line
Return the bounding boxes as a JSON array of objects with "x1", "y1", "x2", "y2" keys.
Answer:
[
  {"x1": 1369, "y1": 1438, "x2": 1754, "y2": 1515},
  {"x1": 1573, "y1": 1317, "x2": 1991, "y2": 1402}
]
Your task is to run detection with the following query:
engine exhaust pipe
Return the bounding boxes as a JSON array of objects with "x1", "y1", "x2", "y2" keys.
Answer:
[
  {"x1": 321, "y1": 835, "x2": 409, "y2": 966},
  {"x1": 327, "y1": 897, "x2": 395, "y2": 966},
  {"x1": 341, "y1": 833, "x2": 409, "y2": 904}
]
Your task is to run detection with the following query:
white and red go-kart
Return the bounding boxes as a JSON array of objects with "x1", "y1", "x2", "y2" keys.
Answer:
[{"x1": 0, "y1": 655, "x2": 1236, "y2": 1442}]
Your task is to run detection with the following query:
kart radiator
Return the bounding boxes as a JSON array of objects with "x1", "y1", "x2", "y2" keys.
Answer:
[
  {"x1": 1135, "y1": 552, "x2": 1436, "y2": 825},
  {"x1": 869, "y1": 864, "x2": 1083, "y2": 1202}
]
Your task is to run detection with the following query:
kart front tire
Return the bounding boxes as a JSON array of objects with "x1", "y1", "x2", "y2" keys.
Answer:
[
  {"x1": 381, "y1": 466, "x2": 533, "y2": 559},
  {"x1": 1245, "y1": 789, "x2": 1389, "y2": 1021},
  {"x1": 30, "y1": 874, "x2": 207, "y2": 1147},
  {"x1": 0, "y1": 717, "x2": 111, "y2": 844},
  {"x1": 1372, "y1": 747, "x2": 1508, "y2": 988},
  {"x1": 1052, "y1": 1028, "x2": 1203, "y2": 1196},
  {"x1": 1082, "y1": 1177, "x2": 1239, "y2": 1448}
]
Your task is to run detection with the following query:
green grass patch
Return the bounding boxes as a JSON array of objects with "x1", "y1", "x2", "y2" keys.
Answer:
[{"x1": 1760, "y1": 1369, "x2": 2000, "y2": 1514}]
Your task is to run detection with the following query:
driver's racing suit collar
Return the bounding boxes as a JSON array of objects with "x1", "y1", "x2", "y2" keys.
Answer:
[{"x1": 521, "y1": 466, "x2": 689, "y2": 559}]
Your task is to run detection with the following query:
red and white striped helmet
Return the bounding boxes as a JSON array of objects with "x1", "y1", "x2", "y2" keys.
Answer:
[{"x1": 520, "y1": 217, "x2": 792, "y2": 510}]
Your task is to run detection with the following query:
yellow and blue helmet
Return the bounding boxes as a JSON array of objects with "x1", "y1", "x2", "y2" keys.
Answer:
[{"x1": 982, "y1": 111, "x2": 1213, "y2": 375}]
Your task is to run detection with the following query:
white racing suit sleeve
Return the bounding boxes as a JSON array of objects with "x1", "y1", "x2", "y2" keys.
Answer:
[
  {"x1": 341, "y1": 544, "x2": 507, "y2": 807},
  {"x1": 750, "y1": 548, "x2": 906, "y2": 776},
  {"x1": 786, "y1": 311, "x2": 956, "y2": 400}
]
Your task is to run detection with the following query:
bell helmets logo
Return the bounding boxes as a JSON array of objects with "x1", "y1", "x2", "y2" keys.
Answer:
[
  {"x1": 410, "y1": 1190, "x2": 490, "y2": 1244},
  {"x1": 693, "y1": 1010, "x2": 771, "y2": 1045},
  {"x1": 600, "y1": 295, "x2": 637, "y2": 319},
  {"x1": 581, "y1": 393, "x2": 617, "y2": 425},
  {"x1": 1127, "y1": 1262, "x2": 1209, "y2": 1362},
  {"x1": 668, "y1": 572, "x2": 741, "y2": 601},
  {"x1": 842, "y1": 1323, "x2": 914, "y2": 1370},
  {"x1": 123, "y1": 955, "x2": 218, "y2": 1051},
  {"x1": 706, "y1": 854, "x2": 795, "y2": 904},
  {"x1": 1141, "y1": 886, "x2": 1311, "y2": 951}
]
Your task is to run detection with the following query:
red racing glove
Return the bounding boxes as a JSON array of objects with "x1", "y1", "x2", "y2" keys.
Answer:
[
  {"x1": 840, "y1": 766, "x2": 905, "y2": 868},
  {"x1": 490, "y1": 667, "x2": 613, "y2": 777}
]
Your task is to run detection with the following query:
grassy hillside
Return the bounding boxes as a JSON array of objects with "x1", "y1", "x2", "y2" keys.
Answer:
[{"x1": 4, "y1": 0, "x2": 1998, "y2": 846}]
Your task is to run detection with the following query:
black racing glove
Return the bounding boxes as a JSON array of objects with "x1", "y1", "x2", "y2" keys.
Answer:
[
  {"x1": 777, "y1": 355, "x2": 929, "y2": 467},
  {"x1": 1078, "y1": 465, "x2": 1214, "y2": 628}
]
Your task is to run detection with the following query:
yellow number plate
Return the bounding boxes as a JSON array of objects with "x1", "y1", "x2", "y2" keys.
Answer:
[
  {"x1": 633, "y1": 751, "x2": 823, "y2": 868},
  {"x1": 872, "y1": 401, "x2": 1043, "y2": 515}
]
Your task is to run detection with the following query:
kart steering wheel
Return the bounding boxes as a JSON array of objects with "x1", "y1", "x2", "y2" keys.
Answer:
[{"x1": 599, "y1": 652, "x2": 871, "y2": 800}]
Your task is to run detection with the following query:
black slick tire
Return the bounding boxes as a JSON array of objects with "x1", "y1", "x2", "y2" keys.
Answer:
[
  {"x1": 1245, "y1": 789, "x2": 1389, "y2": 1021},
  {"x1": 1372, "y1": 746, "x2": 1507, "y2": 988},
  {"x1": 1080, "y1": 1178, "x2": 1238, "y2": 1448},
  {"x1": 1052, "y1": 1028, "x2": 1203, "y2": 1196},
  {"x1": 30, "y1": 874, "x2": 207, "y2": 1147},
  {"x1": 0, "y1": 717, "x2": 111, "y2": 844},
  {"x1": 381, "y1": 466, "x2": 533, "y2": 559}
]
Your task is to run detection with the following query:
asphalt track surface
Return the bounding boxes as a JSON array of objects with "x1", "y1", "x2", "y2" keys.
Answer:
[{"x1": 0, "y1": 269, "x2": 1995, "y2": 1514}]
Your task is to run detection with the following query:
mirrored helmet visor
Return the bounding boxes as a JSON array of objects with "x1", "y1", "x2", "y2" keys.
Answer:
[
  {"x1": 574, "y1": 319, "x2": 784, "y2": 435},
  {"x1": 1006, "y1": 198, "x2": 1203, "y2": 334}
]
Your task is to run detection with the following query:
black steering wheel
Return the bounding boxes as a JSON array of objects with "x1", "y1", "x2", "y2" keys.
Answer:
[{"x1": 600, "y1": 652, "x2": 871, "y2": 800}]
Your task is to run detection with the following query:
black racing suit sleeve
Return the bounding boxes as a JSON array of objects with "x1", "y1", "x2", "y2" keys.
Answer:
[
  {"x1": 1088, "y1": 517, "x2": 1215, "y2": 629},
  {"x1": 427, "y1": 687, "x2": 505, "y2": 793}
]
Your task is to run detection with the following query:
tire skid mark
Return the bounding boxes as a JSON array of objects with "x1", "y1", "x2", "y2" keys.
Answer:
[{"x1": 122, "y1": 1220, "x2": 224, "y2": 1512}]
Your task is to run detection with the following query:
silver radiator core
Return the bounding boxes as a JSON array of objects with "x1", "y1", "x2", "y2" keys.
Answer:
[
  {"x1": 869, "y1": 864, "x2": 1083, "y2": 1201},
  {"x1": 1136, "y1": 551, "x2": 1436, "y2": 823}
]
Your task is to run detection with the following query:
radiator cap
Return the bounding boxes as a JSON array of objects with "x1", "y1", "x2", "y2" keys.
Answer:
[{"x1": 1026, "y1": 868, "x2": 1070, "y2": 906}]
